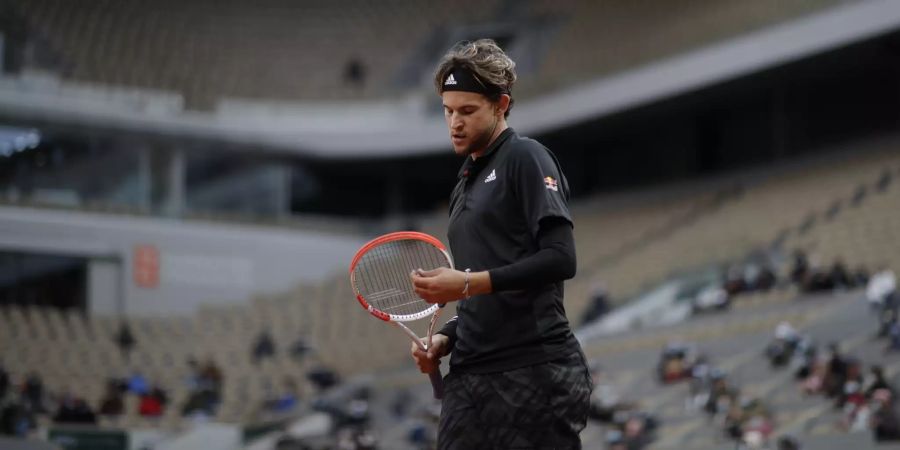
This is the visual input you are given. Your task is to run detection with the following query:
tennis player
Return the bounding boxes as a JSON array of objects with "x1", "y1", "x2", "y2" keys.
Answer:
[{"x1": 411, "y1": 39, "x2": 592, "y2": 449}]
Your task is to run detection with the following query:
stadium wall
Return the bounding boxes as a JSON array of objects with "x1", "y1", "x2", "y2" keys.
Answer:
[{"x1": 0, "y1": 206, "x2": 364, "y2": 316}]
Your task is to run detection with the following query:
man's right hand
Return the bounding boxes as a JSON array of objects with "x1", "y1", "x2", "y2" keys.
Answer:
[{"x1": 410, "y1": 334, "x2": 449, "y2": 374}]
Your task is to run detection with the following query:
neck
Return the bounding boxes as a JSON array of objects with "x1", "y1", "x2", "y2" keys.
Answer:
[{"x1": 470, "y1": 119, "x2": 508, "y2": 161}]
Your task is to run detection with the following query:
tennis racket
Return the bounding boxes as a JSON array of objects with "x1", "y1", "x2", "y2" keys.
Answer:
[{"x1": 349, "y1": 231, "x2": 452, "y2": 399}]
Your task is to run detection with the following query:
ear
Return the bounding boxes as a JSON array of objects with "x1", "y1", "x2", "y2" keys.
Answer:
[{"x1": 495, "y1": 94, "x2": 511, "y2": 116}]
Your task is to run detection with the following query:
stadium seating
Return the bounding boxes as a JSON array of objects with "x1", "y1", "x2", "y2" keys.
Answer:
[
  {"x1": 6, "y1": 0, "x2": 501, "y2": 108},
  {"x1": 563, "y1": 144, "x2": 900, "y2": 322},
  {"x1": 4, "y1": 143, "x2": 899, "y2": 434},
  {"x1": 6, "y1": 0, "x2": 845, "y2": 106},
  {"x1": 520, "y1": 0, "x2": 846, "y2": 95}
]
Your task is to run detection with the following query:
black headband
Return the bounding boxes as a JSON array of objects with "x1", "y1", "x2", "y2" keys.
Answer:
[{"x1": 441, "y1": 65, "x2": 508, "y2": 96}]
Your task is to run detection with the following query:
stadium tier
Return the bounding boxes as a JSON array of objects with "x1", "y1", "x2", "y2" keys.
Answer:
[
  {"x1": 3, "y1": 1, "x2": 900, "y2": 448},
  {"x1": 2, "y1": 145, "x2": 899, "y2": 435},
  {"x1": 7, "y1": 0, "x2": 501, "y2": 108},
  {"x1": 6, "y1": 0, "x2": 847, "y2": 107}
]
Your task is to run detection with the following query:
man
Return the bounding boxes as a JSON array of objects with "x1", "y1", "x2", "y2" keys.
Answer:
[{"x1": 410, "y1": 39, "x2": 591, "y2": 449}]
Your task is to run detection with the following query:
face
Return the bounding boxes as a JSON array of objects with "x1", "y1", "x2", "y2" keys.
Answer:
[{"x1": 442, "y1": 91, "x2": 500, "y2": 157}]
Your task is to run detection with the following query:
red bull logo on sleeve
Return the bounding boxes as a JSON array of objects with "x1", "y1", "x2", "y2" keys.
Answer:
[{"x1": 544, "y1": 176, "x2": 559, "y2": 192}]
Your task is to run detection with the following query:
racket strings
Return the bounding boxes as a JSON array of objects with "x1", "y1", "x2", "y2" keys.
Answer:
[{"x1": 353, "y1": 240, "x2": 450, "y2": 317}]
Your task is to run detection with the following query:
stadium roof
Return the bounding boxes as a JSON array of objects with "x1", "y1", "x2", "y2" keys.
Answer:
[{"x1": 2, "y1": 0, "x2": 899, "y2": 159}]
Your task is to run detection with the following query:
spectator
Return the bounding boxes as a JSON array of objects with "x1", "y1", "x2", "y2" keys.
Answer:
[
  {"x1": 756, "y1": 265, "x2": 777, "y2": 291},
  {"x1": 777, "y1": 435, "x2": 802, "y2": 450},
  {"x1": 289, "y1": 335, "x2": 314, "y2": 362},
  {"x1": 837, "y1": 357, "x2": 865, "y2": 408},
  {"x1": 613, "y1": 412, "x2": 657, "y2": 449},
  {"x1": 21, "y1": 373, "x2": 45, "y2": 413},
  {"x1": 657, "y1": 343, "x2": 695, "y2": 383},
  {"x1": 343, "y1": 57, "x2": 366, "y2": 88},
  {"x1": 273, "y1": 378, "x2": 299, "y2": 413},
  {"x1": 150, "y1": 385, "x2": 167, "y2": 406},
  {"x1": 407, "y1": 418, "x2": 434, "y2": 449},
  {"x1": 53, "y1": 395, "x2": 97, "y2": 424},
  {"x1": 865, "y1": 366, "x2": 895, "y2": 399},
  {"x1": 261, "y1": 377, "x2": 299, "y2": 415},
  {"x1": 853, "y1": 265, "x2": 870, "y2": 287},
  {"x1": 581, "y1": 281, "x2": 611, "y2": 325},
  {"x1": 804, "y1": 256, "x2": 835, "y2": 292},
  {"x1": 824, "y1": 342, "x2": 848, "y2": 399},
  {"x1": 723, "y1": 264, "x2": 747, "y2": 296},
  {"x1": 307, "y1": 365, "x2": 339, "y2": 391},
  {"x1": 725, "y1": 397, "x2": 773, "y2": 444},
  {"x1": 792, "y1": 336, "x2": 817, "y2": 380},
  {"x1": 391, "y1": 388, "x2": 412, "y2": 419},
  {"x1": 0, "y1": 396, "x2": 35, "y2": 437},
  {"x1": 876, "y1": 169, "x2": 893, "y2": 192},
  {"x1": 868, "y1": 266, "x2": 897, "y2": 308},
  {"x1": 605, "y1": 430, "x2": 628, "y2": 450},
  {"x1": 201, "y1": 359, "x2": 223, "y2": 397},
  {"x1": 98, "y1": 380, "x2": 124, "y2": 416},
  {"x1": 0, "y1": 365, "x2": 8, "y2": 399},
  {"x1": 115, "y1": 322, "x2": 136, "y2": 362},
  {"x1": 181, "y1": 359, "x2": 223, "y2": 418},
  {"x1": 888, "y1": 322, "x2": 900, "y2": 352},
  {"x1": 872, "y1": 389, "x2": 900, "y2": 441},
  {"x1": 802, "y1": 352, "x2": 829, "y2": 395},
  {"x1": 138, "y1": 385, "x2": 167, "y2": 417},
  {"x1": 767, "y1": 321, "x2": 801, "y2": 367},
  {"x1": 790, "y1": 249, "x2": 809, "y2": 285},
  {"x1": 184, "y1": 358, "x2": 202, "y2": 391},
  {"x1": 346, "y1": 397, "x2": 371, "y2": 428},
  {"x1": 829, "y1": 259, "x2": 851, "y2": 289},
  {"x1": 127, "y1": 371, "x2": 149, "y2": 396},
  {"x1": 704, "y1": 370, "x2": 735, "y2": 417},
  {"x1": 252, "y1": 331, "x2": 276, "y2": 365},
  {"x1": 841, "y1": 381, "x2": 869, "y2": 431},
  {"x1": 775, "y1": 321, "x2": 799, "y2": 342},
  {"x1": 181, "y1": 389, "x2": 217, "y2": 418}
]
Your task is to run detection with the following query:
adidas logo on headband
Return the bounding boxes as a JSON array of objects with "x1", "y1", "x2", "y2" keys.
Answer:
[{"x1": 442, "y1": 66, "x2": 508, "y2": 95}]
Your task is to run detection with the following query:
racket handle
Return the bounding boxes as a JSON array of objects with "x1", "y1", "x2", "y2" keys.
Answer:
[{"x1": 428, "y1": 369, "x2": 444, "y2": 399}]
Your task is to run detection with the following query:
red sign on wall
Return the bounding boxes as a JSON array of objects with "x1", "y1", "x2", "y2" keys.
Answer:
[{"x1": 134, "y1": 245, "x2": 160, "y2": 289}]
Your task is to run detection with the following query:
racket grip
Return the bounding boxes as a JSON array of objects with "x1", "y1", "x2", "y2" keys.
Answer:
[{"x1": 428, "y1": 369, "x2": 444, "y2": 399}]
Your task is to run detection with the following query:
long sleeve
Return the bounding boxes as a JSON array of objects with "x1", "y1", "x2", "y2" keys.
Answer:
[
  {"x1": 488, "y1": 217, "x2": 576, "y2": 291},
  {"x1": 437, "y1": 315, "x2": 459, "y2": 351}
]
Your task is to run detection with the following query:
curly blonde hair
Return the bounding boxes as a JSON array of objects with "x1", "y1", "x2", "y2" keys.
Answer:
[{"x1": 434, "y1": 39, "x2": 517, "y2": 118}]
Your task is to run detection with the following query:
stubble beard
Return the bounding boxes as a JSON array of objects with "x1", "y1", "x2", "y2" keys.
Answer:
[{"x1": 462, "y1": 116, "x2": 499, "y2": 159}]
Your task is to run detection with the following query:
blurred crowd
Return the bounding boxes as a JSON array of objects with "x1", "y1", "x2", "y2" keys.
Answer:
[
  {"x1": 555, "y1": 244, "x2": 900, "y2": 449},
  {"x1": 0, "y1": 357, "x2": 227, "y2": 437},
  {"x1": 766, "y1": 322, "x2": 900, "y2": 444},
  {"x1": 0, "y1": 324, "x2": 374, "y2": 447},
  {"x1": 2, "y1": 248, "x2": 896, "y2": 450}
]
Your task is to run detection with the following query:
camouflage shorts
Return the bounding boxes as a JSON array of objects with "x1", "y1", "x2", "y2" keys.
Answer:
[{"x1": 438, "y1": 350, "x2": 593, "y2": 450}]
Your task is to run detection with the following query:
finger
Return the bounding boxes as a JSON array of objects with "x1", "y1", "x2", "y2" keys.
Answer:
[
  {"x1": 417, "y1": 268, "x2": 443, "y2": 277},
  {"x1": 416, "y1": 288, "x2": 439, "y2": 303},
  {"x1": 412, "y1": 276, "x2": 430, "y2": 289}
]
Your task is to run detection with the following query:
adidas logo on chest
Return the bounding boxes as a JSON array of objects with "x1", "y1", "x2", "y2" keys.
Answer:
[{"x1": 484, "y1": 169, "x2": 497, "y2": 183}]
